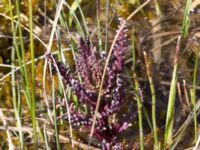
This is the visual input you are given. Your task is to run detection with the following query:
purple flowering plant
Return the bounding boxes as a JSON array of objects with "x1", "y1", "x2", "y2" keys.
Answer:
[{"x1": 48, "y1": 21, "x2": 131, "y2": 150}]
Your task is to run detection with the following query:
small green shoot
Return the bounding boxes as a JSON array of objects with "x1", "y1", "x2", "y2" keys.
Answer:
[
  {"x1": 181, "y1": 0, "x2": 192, "y2": 38},
  {"x1": 164, "y1": 36, "x2": 181, "y2": 148},
  {"x1": 191, "y1": 55, "x2": 199, "y2": 143},
  {"x1": 144, "y1": 51, "x2": 160, "y2": 150}
]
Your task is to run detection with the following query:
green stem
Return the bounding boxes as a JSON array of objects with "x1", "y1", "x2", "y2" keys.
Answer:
[
  {"x1": 134, "y1": 73, "x2": 144, "y2": 150},
  {"x1": 52, "y1": 77, "x2": 61, "y2": 150},
  {"x1": 28, "y1": 0, "x2": 37, "y2": 146},
  {"x1": 181, "y1": 0, "x2": 192, "y2": 38},
  {"x1": 76, "y1": 0, "x2": 89, "y2": 36},
  {"x1": 164, "y1": 36, "x2": 181, "y2": 147},
  {"x1": 11, "y1": 40, "x2": 24, "y2": 149},
  {"x1": 96, "y1": 0, "x2": 103, "y2": 51},
  {"x1": 105, "y1": 0, "x2": 109, "y2": 52},
  {"x1": 144, "y1": 52, "x2": 159, "y2": 150},
  {"x1": 191, "y1": 55, "x2": 199, "y2": 143}
]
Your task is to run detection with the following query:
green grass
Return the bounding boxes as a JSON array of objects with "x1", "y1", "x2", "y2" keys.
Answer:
[
  {"x1": 132, "y1": 31, "x2": 144, "y2": 150},
  {"x1": 164, "y1": 0, "x2": 193, "y2": 146},
  {"x1": 164, "y1": 36, "x2": 181, "y2": 148},
  {"x1": 134, "y1": 72, "x2": 144, "y2": 150},
  {"x1": 191, "y1": 55, "x2": 199, "y2": 143},
  {"x1": 64, "y1": 1, "x2": 85, "y2": 37},
  {"x1": 8, "y1": 0, "x2": 32, "y2": 148},
  {"x1": 1, "y1": 0, "x2": 200, "y2": 149},
  {"x1": 11, "y1": 32, "x2": 24, "y2": 150},
  {"x1": 67, "y1": 0, "x2": 89, "y2": 36},
  {"x1": 28, "y1": 0, "x2": 37, "y2": 146},
  {"x1": 182, "y1": 0, "x2": 192, "y2": 38},
  {"x1": 52, "y1": 76, "x2": 61, "y2": 150},
  {"x1": 144, "y1": 51, "x2": 160, "y2": 150},
  {"x1": 105, "y1": 0, "x2": 110, "y2": 52}
]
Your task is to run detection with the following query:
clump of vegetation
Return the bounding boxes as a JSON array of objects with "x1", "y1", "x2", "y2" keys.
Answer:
[
  {"x1": 0, "y1": 0, "x2": 200, "y2": 149},
  {"x1": 48, "y1": 20, "x2": 131, "y2": 149}
]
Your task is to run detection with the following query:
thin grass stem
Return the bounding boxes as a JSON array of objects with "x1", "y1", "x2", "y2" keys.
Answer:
[
  {"x1": 181, "y1": 0, "x2": 192, "y2": 38},
  {"x1": 132, "y1": 32, "x2": 152, "y2": 131},
  {"x1": 164, "y1": 36, "x2": 181, "y2": 147},
  {"x1": 132, "y1": 31, "x2": 144, "y2": 150},
  {"x1": 144, "y1": 51, "x2": 159, "y2": 150},
  {"x1": 96, "y1": 0, "x2": 103, "y2": 51},
  {"x1": 8, "y1": 0, "x2": 32, "y2": 108},
  {"x1": 44, "y1": 123, "x2": 51, "y2": 150},
  {"x1": 64, "y1": 1, "x2": 84, "y2": 37},
  {"x1": 191, "y1": 55, "x2": 199, "y2": 143},
  {"x1": 28, "y1": 0, "x2": 37, "y2": 146},
  {"x1": 134, "y1": 73, "x2": 144, "y2": 150},
  {"x1": 11, "y1": 43, "x2": 24, "y2": 149},
  {"x1": 52, "y1": 76, "x2": 61, "y2": 150},
  {"x1": 105, "y1": 0, "x2": 110, "y2": 52},
  {"x1": 76, "y1": 0, "x2": 89, "y2": 36}
]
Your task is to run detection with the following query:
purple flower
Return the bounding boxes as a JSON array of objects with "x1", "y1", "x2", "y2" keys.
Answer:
[{"x1": 48, "y1": 19, "x2": 129, "y2": 150}]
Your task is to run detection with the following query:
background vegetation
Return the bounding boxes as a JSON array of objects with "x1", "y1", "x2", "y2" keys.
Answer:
[{"x1": 0, "y1": 0, "x2": 200, "y2": 149}]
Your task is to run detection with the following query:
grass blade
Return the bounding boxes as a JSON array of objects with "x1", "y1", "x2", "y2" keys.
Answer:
[
  {"x1": 144, "y1": 51, "x2": 159, "y2": 150},
  {"x1": 164, "y1": 36, "x2": 181, "y2": 147},
  {"x1": 28, "y1": 0, "x2": 37, "y2": 146},
  {"x1": 11, "y1": 41, "x2": 24, "y2": 149},
  {"x1": 191, "y1": 55, "x2": 199, "y2": 143},
  {"x1": 134, "y1": 73, "x2": 144, "y2": 150},
  {"x1": 181, "y1": 0, "x2": 192, "y2": 38},
  {"x1": 52, "y1": 76, "x2": 61, "y2": 150}
]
